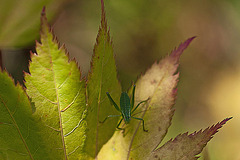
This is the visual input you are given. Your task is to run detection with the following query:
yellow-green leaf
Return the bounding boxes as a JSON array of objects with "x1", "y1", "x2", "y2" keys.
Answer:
[
  {"x1": 97, "y1": 37, "x2": 195, "y2": 160},
  {"x1": 85, "y1": 1, "x2": 121, "y2": 158},
  {"x1": 25, "y1": 9, "x2": 86, "y2": 159},
  {"x1": 0, "y1": 71, "x2": 50, "y2": 159}
]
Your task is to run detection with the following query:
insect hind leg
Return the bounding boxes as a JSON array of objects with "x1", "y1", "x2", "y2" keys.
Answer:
[
  {"x1": 116, "y1": 118, "x2": 125, "y2": 131},
  {"x1": 131, "y1": 116, "x2": 148, "y2": 132}
]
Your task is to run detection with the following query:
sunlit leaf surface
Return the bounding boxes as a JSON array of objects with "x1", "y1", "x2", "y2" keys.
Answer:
[{"x1": 25, "y1": 9, "x2": 86, "y2": 159}]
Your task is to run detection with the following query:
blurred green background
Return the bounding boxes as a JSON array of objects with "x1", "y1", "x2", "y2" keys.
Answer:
[{"x1": 1, "y1": 0, "x2": 240, "y2": 159}]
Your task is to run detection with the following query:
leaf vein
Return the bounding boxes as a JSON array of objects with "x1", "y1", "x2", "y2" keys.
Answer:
[{"x1": 0, "y1": 96, "x2": 34, "y2": 159}]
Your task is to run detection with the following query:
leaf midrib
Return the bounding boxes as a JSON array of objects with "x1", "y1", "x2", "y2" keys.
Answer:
[
  {"x1": 95, "y1": 28, "x2": 107, "y2": 158},
  {"x1": 45, "y1": 40, "x2": 67, "y2": 159}
]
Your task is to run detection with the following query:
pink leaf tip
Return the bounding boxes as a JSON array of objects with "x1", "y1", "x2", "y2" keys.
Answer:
[
  {"x1": 41, "y1": 6, "x2": 46, "y2": 16},
  {"x1": 171, "y1": 36, "x2": 196, "y2": 58}
]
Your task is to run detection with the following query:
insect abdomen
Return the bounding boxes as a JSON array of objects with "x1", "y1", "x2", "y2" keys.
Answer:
[{"x1": 120, "y1": 92, "x2": 131, "y2": 123}]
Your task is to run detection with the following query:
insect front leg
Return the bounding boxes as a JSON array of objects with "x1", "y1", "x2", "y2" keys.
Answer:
[
  {"x1": 131, "y1": 116, "x2": 148, "y2": 132},
  {"x1": 99, "y1": 115, "x2": 121, "y2": 124},
  {"x1": 106, "y1": 92, "x2": 121, "y2": 112}
]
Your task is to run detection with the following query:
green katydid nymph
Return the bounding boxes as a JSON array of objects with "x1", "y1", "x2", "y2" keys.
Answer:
[{"x1": 100, "y1": 85, "x2": 149, "y2": 132}]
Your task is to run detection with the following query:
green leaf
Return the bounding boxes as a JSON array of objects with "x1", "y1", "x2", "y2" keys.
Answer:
[
  {"x1": 97, "y1": 37, "x2": 195, "y2": 160},
  {"x1": 149, "y1": 117, "x2": 232, "y2": 160},
  {"x1": 0, "y1": 0, "x2": 65, "y2": 48},
  {"x1": 0, "y1": 71, "x2": 50, "y2": 159},
  {"x1": 85, "y1": 1, "x2": 121, "y2": 158},
  {"x1": 25, "y1": 9, "x2": 87, "y2": 159}
]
